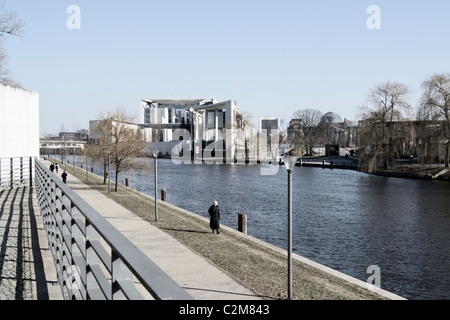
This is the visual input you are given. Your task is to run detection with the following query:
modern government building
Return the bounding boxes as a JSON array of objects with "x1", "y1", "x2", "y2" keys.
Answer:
[{"x1": 139, "y1": 98, "x2": 245, "y2": 161}]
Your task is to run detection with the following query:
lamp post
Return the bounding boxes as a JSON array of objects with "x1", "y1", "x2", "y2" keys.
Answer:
[
  {"x1": 108, "y1": 151, "x2": 111, "y2": 194},
  {"x1": 152, "y1": 150, "x2": 159, "y2": 221},
  {"x1": 284, "y1": 156, "x2": 297, "y2": 300}
]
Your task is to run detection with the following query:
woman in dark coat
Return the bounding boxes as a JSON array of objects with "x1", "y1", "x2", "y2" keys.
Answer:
[{"x1": 208, "y1": 201, "x2": 220, "y2": 234}]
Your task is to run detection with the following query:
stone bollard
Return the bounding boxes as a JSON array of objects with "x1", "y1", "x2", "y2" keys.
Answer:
[
  {"x1": 161, "y1": 189, "x2": 167, "y2": 202},
  {"x1": 238, "y1": 213, "x2": 247, "y2": 234}
]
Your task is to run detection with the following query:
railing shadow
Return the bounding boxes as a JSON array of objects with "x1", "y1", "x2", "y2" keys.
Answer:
[
  {"x1": 161, "y1": 227, "x2": 210, "y2": 235},
  {"x1": 0, "y1": 186, "x2": 50, "y2": 300},
  {"x1": 27, "y1": 186, "x2": 50, "y2": 300}
]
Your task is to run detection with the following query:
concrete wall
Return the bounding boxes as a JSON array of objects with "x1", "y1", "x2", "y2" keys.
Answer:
[{"x1": 0, "y1": 84, "x2": 40, "y2": 158}]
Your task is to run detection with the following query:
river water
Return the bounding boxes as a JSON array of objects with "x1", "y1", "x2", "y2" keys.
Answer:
[{"x1": 78, "y1": 157, "x2": 450, "y2": 300}]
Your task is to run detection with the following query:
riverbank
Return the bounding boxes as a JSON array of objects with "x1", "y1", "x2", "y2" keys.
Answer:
[
  {"x1": 371, "y1": 165, "x2": 450, "y2": 181},
  {"x1": 298, "y1": 155, "x2": 450, "y2": 181},
  {"x1": 48, "y1": 159, "x2": 404, "y2": 300}
]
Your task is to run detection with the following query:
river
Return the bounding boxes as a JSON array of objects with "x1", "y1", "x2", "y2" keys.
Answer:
[{"x1": 73, "y1": 156, "x2": 450, "y2": 300}]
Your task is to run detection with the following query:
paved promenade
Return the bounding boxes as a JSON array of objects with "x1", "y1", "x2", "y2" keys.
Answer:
[{"x1": 0, "y1": 185, "x2": 62, "y2": 300}]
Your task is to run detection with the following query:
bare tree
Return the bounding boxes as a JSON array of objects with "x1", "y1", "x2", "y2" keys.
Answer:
[
  {"x1": 88, "y1": 118, "x2": 113, "y2": 184},
  {"x1": 90, "y1": 108, "x2": 150, "y2": 191},
  {"x1": 359, "y1": 81, "x2": 413, "y2": 170},
  {"x1": 0, "y1": 1, "x2": 23, "y2": 86},
  {"x1": 419, "y1": 73, "x2": 450, "y2": 167},
  {"x1": 290, "y1": 108, "x2": 326, "y2": 157},
  {"x1": 235, "y1": 111, "x2": 255, "y2": 161}
]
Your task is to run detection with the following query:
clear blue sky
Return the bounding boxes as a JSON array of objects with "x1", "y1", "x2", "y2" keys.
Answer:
[{"x1": 4, "y1": 0, "x2": 450, "y2": 135}]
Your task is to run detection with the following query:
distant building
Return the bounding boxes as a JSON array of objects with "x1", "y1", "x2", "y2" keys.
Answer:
[
  {"x1": 321, "y1": 112, "x2": 343, "y2": 124},
  {"x1": 40, "y1": 129, "x2": 89, "y2": 156},
  {"x1": 287, "y1": 111, "x2": 356, "y2": 154},
  {"x1": 320, "y1": 112, "x2": 355, "y2": 147},
  {"x1": 140, "y1": 98, "x2": 243, "y2": 160},
  {"x1": 260, "y1": 117, "x2": 281, "y2": 158},
  {"x1": 89, "y1": 119, "x2": 142, "y2": 145},
  {"x1": 59, "y1": 130, "x2": 88, "y2": 142},
  {"x1": 287, "y1": 119, "x2": 302, "y2": 140}
]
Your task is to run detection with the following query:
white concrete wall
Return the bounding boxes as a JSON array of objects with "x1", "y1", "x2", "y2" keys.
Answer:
[{"x1": 0, "y1": 84, "x2": 40, "y2": 158}]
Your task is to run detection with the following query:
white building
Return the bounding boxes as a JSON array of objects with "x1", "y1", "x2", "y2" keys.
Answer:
[
  {"x1": 0, "y1": 84, "x2": 39, "y2": 158},
  {"x1": 260, "y1": 117, "x2": 281, "y2": 159},
  {"x1": 140, "y1": 98, "x2": 243, "y2": 160}
]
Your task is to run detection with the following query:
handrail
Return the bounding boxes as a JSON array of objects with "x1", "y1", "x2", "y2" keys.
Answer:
[
  {"x1": 0, "y1": 157, "x2": 33, "y2": 190},
  {"x1": 34, "y1": 158, "x2": 193, "y2": 300}
]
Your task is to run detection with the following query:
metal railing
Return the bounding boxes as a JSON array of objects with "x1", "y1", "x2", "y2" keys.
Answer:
[
  {"x1": 34, "y1": 159, "x2": 193, "y2": 300},
  {"x1": 0, "y1": 157, "x2": 34, "y2": 190}
]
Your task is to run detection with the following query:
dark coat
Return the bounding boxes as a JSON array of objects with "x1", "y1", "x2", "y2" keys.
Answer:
[{"x1": 208, "y1": 205, "x2": 220, "y2": 230}]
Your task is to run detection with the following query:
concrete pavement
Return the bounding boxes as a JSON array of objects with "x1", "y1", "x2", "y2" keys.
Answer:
[{"x1": 0, "y1": 185, "x2": 62, "y2": 300}]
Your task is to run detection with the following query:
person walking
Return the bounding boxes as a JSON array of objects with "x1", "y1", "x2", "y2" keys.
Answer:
[
  {"x1": 208, "y1": 200, "x2": 220, "y2": 234},
  {"x1": 50, "y1": 163, "x2": 55, "y2": 173},
  {"x1": 61, "y1": 171, "x2": 68, "y2": 184},
  {"x1": 55, "y1": 163, "x2": 59, "y2": 173}
]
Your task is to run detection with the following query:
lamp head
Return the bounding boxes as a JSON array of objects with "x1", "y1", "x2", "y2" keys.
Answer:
[
  {"x1": 152, "y1": 150, "x2": 159, "y2": 158},
  {"x1": 284, "y1": 156, "x2": 297, "y2": 171}
]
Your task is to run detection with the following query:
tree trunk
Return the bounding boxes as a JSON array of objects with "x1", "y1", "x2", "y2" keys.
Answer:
[
  {"x1": 103, "y1": 163, "x2": 108, "y2": 185},
  {"x1": 115, "y1": 170, "x2": 119, "y2": 192},
  {"x1": 445, "y1": 142, "x2": 449, "y2": 168}
]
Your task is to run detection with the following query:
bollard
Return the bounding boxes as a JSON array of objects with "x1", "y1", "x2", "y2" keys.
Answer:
[
  {"x1": 238, "y1": 213, "x2": 247, "y2": 234},
  {"x1": 161, "y1": 189, "x2": 167, "y2": 202},
  {"x1": 125, "y1": 178, "x2": 130, "y2": 187},
  {"x1": 91, "y1": 167, "x2": 94, "y2": 173}
]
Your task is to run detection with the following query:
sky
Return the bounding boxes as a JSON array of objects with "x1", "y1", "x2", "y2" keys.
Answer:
[{"x1": 3, "y1": 0, "x2": 450, "y2": 135}]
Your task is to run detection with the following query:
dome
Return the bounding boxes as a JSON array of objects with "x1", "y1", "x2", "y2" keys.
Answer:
[{"x1": 321, "y1": 112, "x2": 343, "y2": 123}]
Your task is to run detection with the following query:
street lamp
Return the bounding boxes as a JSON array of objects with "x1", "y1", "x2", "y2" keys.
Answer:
[
  {"x1": 284, "y1": 156, "x2": 297, "y2": 300},
  {"x1": 108, "y1": 151, "x2": 111, "y2": 194},
  {"x1": 152, "y1": 150, "x2": 159, "y2": 221}
]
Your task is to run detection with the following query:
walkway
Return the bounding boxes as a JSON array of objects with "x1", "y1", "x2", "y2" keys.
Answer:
[
  {"x1": 0, "y1": 185, "x2": 62, "y2": 300},
  {"x1": 43, "y1": 160, "x2": 260, "y2": 300}
]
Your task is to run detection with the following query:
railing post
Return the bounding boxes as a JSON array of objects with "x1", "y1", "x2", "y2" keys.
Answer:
[
  {"x1": 10, "y1": 158, "x2": 13, "y2": 188},
  {"x1": 238, "y1": 213, "x2": 247, "y2": 234},
  {"x1": 30, "y1": 157, "x2": 33, "y2": 186},
  {"x1": 20, "y1": 157, "x2": 23, "y2": 184}
]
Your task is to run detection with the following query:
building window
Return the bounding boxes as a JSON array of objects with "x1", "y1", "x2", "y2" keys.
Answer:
[{"x1": 207, "y1": 110, "x2": 215, "y2": 129}]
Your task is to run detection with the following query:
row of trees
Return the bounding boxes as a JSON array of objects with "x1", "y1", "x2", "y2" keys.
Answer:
[
  {"x1": 359, "y1": 74, "x2": 450, "y2": 171},
  {"x1": 287, "y1": 74, "x2": 450, "y2": 171}
]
